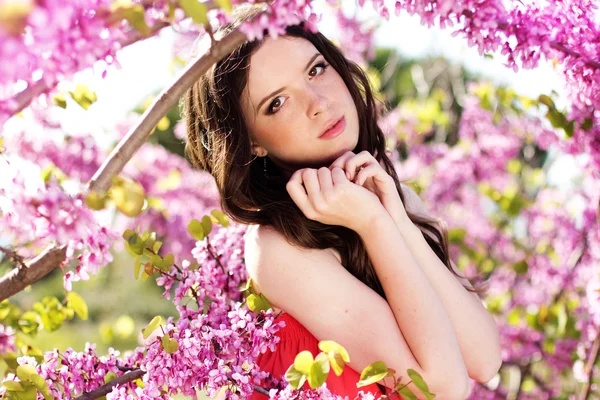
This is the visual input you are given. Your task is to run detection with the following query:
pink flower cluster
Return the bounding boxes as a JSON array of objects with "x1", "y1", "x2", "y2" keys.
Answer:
[
  {"x1": 0, "y1": 0, "x2": 127, "y2": 125},
  {"x1": 0, "y1": 324, "x2": 16, "y2": 355},
  {"x1": 121, "y1": 143, "x2": 221, "y2": 263},
  {"x1": 393, "y1": 89, "x2": 600, "y2": 398},
  {"x1": 0, "y1": 162, "x2": 117, "y2": 291},
  {"x1": 391, "y1": 0, "x2": 600, "y2": 172}
]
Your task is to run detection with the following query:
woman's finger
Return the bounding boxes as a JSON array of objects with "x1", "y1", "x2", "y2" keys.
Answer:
[
  {"x1": 354, "y1": 164, "x2": 382, "y2": 186},
  {"x1": 301, "y1": 168, "x2": 325, "y2": 211},
  {"x1": 345, "y1": 151, "x2": 377, "y2": 181},
  {"x1": 286, "y1": 169, "x2": 311, "y2": 214},
  {"x1": 318, "y1": 167, "x2": 333, "y2": 192},
  {"x1": 329, "y1": 151, "x2": 355, "y2": 173},
  {"x1": 331, "y1": 167, "x2": 348, "y2": 186}
]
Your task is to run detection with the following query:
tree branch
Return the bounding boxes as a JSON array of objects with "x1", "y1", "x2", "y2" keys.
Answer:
[
  {"x1": 7, "y1": 21, "x2": 170, "y2": 119},
  {"x1": 73, "y1": 367, "x2": 273, "y2": 400},
  {"x1": 87, "y1": 27, "x2": 249, "y2": 194},
  {"x1": 578, "y1": 333, "x2": 600, "y2": 400},
  {"x1": 76, "y1": 369, "x2": 145, "y2": 400},
  {"x1": 0, "y1": 244, "x2": 67, "y2": 302}
]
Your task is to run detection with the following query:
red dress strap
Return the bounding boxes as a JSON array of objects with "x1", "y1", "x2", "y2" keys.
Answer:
[{"x1": 250, "y1": 312, "x2": 384, "y2": 399}]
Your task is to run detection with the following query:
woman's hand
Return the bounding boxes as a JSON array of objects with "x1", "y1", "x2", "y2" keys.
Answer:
[
  {"x1": 286, "y1": 166, "x2": 387, "y2": 234},
  {"x1": 329, "y1": 151, "x2": 410, "y2": 227}
]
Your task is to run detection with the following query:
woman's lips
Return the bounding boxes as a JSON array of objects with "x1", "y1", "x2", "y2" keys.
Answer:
[{"x1": 319, "y1": 116, "x2": 346, "y2": 140}]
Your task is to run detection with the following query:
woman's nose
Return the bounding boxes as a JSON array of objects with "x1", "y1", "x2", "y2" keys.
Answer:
[{"x1": 306, "y1": 89, "x2": 330, "y2": 118}]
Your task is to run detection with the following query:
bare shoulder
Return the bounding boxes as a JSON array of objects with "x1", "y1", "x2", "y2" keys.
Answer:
[{"x1": 243, "y1": 224, "x2": 418, "y2": 384}]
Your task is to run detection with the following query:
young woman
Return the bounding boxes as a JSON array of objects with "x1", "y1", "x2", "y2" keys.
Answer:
[{"x1": 183, "y1": 7, "x2": 501, "y2": 400}]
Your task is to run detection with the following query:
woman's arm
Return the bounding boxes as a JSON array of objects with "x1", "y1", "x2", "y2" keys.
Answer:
[
  {"x1": 264, "y1": 166, "x2": 471, "y2": 399},
  {"x1": 356, "y1": 213, "x2": 471, "y2": 398},
  {"x1": 399, "y1": 185, "x2": 502, "y2": 384}
]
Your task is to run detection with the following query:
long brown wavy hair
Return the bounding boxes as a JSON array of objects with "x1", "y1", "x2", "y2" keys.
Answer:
[{"x1": 183, "y1": 7, "x2": 486, "y2": 298}]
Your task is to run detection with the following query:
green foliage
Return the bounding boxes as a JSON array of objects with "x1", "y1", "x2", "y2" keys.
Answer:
[
  {"x1": 68, "y1": 84, "x2": 98, "y2": 111},
  {"x1": 318, "y1": 340, "x2": 350, "y2": 376},
  {"x1": 2, "y1": 292, "x2": 88, "y2": 339},
  {"x1": 142, "y1": 315, "x2": 164, "y2": 339},
  {"x1": 357, "y1": 361, "x2": 388, "y2": 388},
  {"x1": 5, "y1": 364, "x2": 54, "y2": 400},
  {"x1": 285, "y1": 350, "x2": 331, "y2": 390},
  {"x1": 161, "y1": 332, "x2": 179, "y2": 353},
  {"x1": 108, "y1": 176, "x2": 146, "y2": 217},
  {"x1": 179, "y1": 0, "x2": 209, "y2": 25}
]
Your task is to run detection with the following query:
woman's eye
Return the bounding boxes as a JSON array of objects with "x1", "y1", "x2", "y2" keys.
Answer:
[
  {"x1": 309, "y1": 62, "x2": 329, "y2": 77},
  {"x1": 267, "y1": 96, "x2": 286, "y2": 114}
]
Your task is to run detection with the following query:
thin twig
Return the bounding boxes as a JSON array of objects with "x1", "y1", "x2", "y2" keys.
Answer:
[
  {"x1": 0, "y1": 244, "x2": 67, "y2": 302},
  {"x1": 578, "y1": 334, "x2": 600, "y2": 400},
  {"x1": 87, "y1": 27, "x2": 249, "y2": 194},
  {"x1": 0, "y1": 245, "x2": 27, "y2": 269},
  {"x1": 76, "y1": 369, "x2": 145, "y2": 400},
  {"x1": 7, "y1": 22, "x2": 169, "y2": 118}
]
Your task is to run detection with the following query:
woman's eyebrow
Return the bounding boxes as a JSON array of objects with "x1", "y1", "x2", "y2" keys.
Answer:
[{"x1": 255, "y1": 53, "x2": 322, "y2": 113}]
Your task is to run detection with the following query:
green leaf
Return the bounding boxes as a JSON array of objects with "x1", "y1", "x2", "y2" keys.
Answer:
[
  {"x1": 85, "y1": 190, "x2": 108, "y2": 211},
  {"x1": 407, "y1": 369, "x2": 436, "y2": 399},
  {"x1": 122, "y1": 5, "x2": 150, "y2": 35},
  {"x1": 512, "y1": 260, "x2": 528, "y2": 275},
  {"x1": 318, "y1": 340, "x2": 350, "y2": 362},
  {"x1": 201, "y1": 215, "x2": 213, "y2": 237},
  {"x1": 293, "y1": 350, "x2": 314, "y2": 375},
  {"x1": 537, "y1": 94, "x2": 555, "y2": 109},
  {"x1": 188, "y1": 219, "x2": 205, "y2": 241},
  {"x1": 246, "y1": 293, "x2": 272, "y2": 313},
  {"x1": 18, "y1": 312, "x2": 40, "y2": 334},
  {"x1": 52, "y1": 94, "x2": 67, "y2": 109},
  {"x1": 318, "y1": 340, "x2": 350, "y2": 376},
  {"x1": 9, "y1": 385, "x2": 38, "y2": 400},
  {"x1": 3, "y1": 381, "x2": 24, "y2": 391},
  {"x1": 214, "y1": 0, "x2": 232, "y2": 12},
  {"x1": 284, "y1": 365, "x2": 306, "y2": 389},
  {"x1": 68, "y1": 84, "x2": 97, "y2": 110},
  {"x1": 179, "y1": 0, "x2": 209, "y2": 25},
  {"x1": 122, "y1": 229, "x2": 136, "y2": 240},
  {"x1": 104, "y1": 372, "x2": 117, "y2": 384},
  {"x1": 109, "y1": 178, "x2": 146, "y2": 217},
  {"x1": 397, "y1": 384, "x2": 419, "y2": 400},
  {"x1": 66, "y1": 292, "x2": 88, "y2": 320},
  {"x1": 134, "y1": 257, "x2": 142, "y2": 279},
  {"x1": 16, "y1": 364, "x2": 38, "y2": 382},
  {"x1": 211, "y1": 209, "x2": 230, "y2": 227},
  {"x1": 166, "y1": 338, "x2": 179, "y2": 353},
  {"x1": 3, "y1": 351, "x2": 18, "y2": 370},
  {"x1": 326, "y1": 350, "x2": 346, "y2": 376},
  {"x1": 447, "y1": 228, "x2": 466, "y2": 244},
  {"x1": 564, "y1": 119, "x2": 575, "y2": 138},
  {"x1": 142, "y1": 316, "x2": 163, "y2": 339},
  {"x1": 161, "y1": 333, "x2": 170, "y2": 351},
  {"x1": 545, "y1": 108, "x2": 567, "y2": 129},
  {"x1": 507, "y1": 307, "x2": 522, "y2": 326},
  {"x1": 581, "y1": 118, "x2": 593, "y2": 131},
  {"x1": 357, "y1": 361, "x2": 388, "y2": 388},
  {"x1": 308, "y1": 352, "x2": 330, "y2": 389}
]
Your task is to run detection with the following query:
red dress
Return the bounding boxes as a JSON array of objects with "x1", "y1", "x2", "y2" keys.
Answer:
[{"x1": 250, "y1": 312, "x2": 384, "y2": 399}]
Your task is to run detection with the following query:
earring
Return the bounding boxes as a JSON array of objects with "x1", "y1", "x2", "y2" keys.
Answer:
[{"x1": 263, "y1": 157, "x2": 267, "y2": 176}]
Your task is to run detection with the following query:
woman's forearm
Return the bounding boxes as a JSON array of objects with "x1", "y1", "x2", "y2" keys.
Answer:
[
  {"x1": 358, "y1": 213, "x2": 469, "y2": 397},
  {"x1": 396, "y1": 219, "x2": 502, "y2": 383}
]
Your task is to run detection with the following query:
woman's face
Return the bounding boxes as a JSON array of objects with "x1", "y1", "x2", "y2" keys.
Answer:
[{"x1": 241, "y1": 36, "x2": 360, "y2": 171}]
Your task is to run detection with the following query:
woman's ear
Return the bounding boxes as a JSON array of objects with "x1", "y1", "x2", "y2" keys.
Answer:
[{"x1": 251, "y1": 144, "x2": 268, "y2": 157}]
